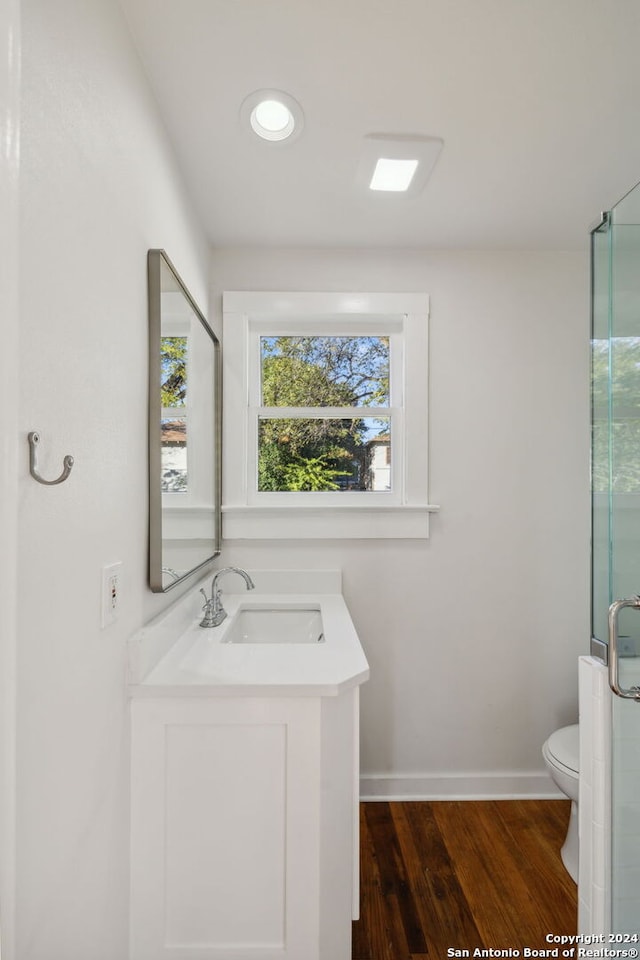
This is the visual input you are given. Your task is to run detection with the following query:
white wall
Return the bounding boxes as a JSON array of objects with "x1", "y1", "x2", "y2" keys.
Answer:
[
  {"x1": 18, "y1": 1, "x2": 210, "y2": 956},
  {"x1": 210, "y1": 246, "x2": 591, "y2": 797},
  {"x1": 0, "y1": 2, "x2": 20, "y2": 956}
]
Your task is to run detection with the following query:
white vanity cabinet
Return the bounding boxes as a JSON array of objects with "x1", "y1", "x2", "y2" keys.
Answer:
[
  {"x1": 130, "y1": 690, "x2": 360, "y2": 960},
  {"x1": 128, "y1": 575, "x2": 368, "y2": 960}
]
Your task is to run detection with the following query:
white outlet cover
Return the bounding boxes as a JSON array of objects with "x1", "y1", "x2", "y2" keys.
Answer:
[{"x1": 101, "y1": 561, "x2": 122, "y2": 628}]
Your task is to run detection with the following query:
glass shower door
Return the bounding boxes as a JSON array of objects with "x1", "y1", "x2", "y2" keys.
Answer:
[{"x1": 591, "y1": 181, "x2": 640, "y2": 934}]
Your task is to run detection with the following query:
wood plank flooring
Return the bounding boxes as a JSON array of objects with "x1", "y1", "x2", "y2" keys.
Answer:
[{"x1": 353, "y1": 800, "x2": 577, "y2": 960}]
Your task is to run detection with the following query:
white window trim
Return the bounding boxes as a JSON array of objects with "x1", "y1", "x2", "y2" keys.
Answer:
[{"x1": 222, "y1": 291, "x2": 439, "y2": 539}]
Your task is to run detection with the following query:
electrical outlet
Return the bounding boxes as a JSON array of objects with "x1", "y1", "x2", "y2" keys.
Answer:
[{"x1": 101, "y1": 562, "x2": 122, "y2": 628}]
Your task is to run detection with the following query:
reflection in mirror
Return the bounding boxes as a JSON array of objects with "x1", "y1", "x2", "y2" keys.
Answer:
[{"x1": 148, "y1": 250, "x2": 221, "y2": 592}]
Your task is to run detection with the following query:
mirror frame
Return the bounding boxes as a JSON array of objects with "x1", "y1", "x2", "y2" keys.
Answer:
[{"x1": 147, "y1": 249, "x2": 222, "y2": 592}]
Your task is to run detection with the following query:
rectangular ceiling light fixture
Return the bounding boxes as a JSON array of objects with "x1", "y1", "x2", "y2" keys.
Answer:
[
  {"x1": 369, "y1": 158, "x2": 419, "y2": 192},
  {"x1": 359, "y1": 134, "x2": 444, "y2": 196}
]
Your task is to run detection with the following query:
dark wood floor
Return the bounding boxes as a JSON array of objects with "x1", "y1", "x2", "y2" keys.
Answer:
[{"x1": 353, "y1": 800, "x2": 577, "y2": 960}]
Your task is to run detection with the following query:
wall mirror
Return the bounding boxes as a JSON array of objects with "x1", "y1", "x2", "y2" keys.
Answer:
[{"x1": 148, "y1": 249, "x2": 221, "y2": 592}]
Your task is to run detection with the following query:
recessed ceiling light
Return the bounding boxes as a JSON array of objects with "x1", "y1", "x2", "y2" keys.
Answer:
[
  {"x1": 358, "y1": 134, "x2": 444, "y2": 195},
  {"x1": 369, "y1": 158, "x2": 419, "y2": 192},
  {"x1": 241, "y1": 89, "x2": 304, "y2": 143},
  {"x1": 252, "y1": 100, "x2": 293, "y2": 138}
]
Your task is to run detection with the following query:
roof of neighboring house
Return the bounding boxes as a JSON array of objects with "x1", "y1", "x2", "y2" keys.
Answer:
[{"x1": 161, "y1": 420, "x2": 186, "y2": 444}]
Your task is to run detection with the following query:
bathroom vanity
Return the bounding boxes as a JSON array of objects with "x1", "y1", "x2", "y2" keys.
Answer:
[{"x1": 128, "y1": 571, "x2": 369, "y2": 960}]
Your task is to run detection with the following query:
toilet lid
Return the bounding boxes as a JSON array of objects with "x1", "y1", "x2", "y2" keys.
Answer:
[{"x1": 546, "y1": 724, "x2": 579, "y2": 774}]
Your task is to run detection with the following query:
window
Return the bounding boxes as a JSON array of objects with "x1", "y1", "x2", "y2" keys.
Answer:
[
  {"x1": 222, "y1": 292, "x2": 438, "y2": 539},
  {"x1": 161, "y1": 335, "x2": 188, "y2": 493},
  {"x1": 592, "y1": 335, "x2": 640, "y2": 493},
  {"x1": 253, "y1": 331, "x2": 397, "y2": 496}
]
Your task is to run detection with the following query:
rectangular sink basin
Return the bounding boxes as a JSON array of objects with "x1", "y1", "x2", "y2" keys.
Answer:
[{"x1": 224, "y1": 606, "x2": 325, "y2": 644}]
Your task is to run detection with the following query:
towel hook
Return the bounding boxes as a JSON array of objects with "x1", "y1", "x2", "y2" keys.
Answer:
[{"x1": 28, "y1": 431, "x2": 74, "y2": 485}]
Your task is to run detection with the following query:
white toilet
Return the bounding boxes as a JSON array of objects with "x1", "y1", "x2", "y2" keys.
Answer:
[{"x1": 542, "y1": 723, "x2": 579, "y2": 883}]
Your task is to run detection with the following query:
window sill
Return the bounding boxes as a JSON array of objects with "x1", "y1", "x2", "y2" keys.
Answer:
[
  {"x1": 221, "y1": 504, "x2": 440, "y2": 540},
  {"x1": 162, "y1": 505, "x2": 217, "y2": 539}
]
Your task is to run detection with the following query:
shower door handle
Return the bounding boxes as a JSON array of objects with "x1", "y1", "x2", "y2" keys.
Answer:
[{"x1": 607, "y1": 597, "x2": 640, "y2": 701}]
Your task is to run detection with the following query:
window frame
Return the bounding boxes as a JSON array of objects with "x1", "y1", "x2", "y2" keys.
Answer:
[{"x1": 222, "y1": 291, "x2": 439, "y2": 539}]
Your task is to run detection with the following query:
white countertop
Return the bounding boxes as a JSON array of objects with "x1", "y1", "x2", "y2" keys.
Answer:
[{"x1": 129, "y1": 573, "x2": 369, "y2": 699}]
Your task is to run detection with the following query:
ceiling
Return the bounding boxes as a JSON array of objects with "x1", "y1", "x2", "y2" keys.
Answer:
[{"x1": 120, "y1": 0, "x2": 640, "y2": 250}]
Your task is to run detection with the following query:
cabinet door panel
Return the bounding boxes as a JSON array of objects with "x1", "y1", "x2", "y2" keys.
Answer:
[
  {"x1": 130, "y1": 698, "x2": 321, "y2": 960},
  {"x1": 165, "y1": 722, "x2": 286, "y2": 947}
]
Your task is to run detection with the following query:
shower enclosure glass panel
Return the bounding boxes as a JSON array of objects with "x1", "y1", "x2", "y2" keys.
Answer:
[
  {"x1": 591, "y1": 219, "x2": 611, "y2": 649},
  {"x1": 591, "y1": 180, "x2": 640, "y2": 933}
]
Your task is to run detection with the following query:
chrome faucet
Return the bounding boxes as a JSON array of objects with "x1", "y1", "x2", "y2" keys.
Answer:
[{"x1": 199, "y1": 566, "x2": 255, "y2": 628}]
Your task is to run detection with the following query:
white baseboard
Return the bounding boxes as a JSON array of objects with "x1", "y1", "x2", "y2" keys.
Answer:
[{"x1": 360, "y1": 771, "x2": 565, "y2": 801}]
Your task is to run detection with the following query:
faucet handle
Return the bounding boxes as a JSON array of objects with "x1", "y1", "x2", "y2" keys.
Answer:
[{"x1": 200, "y1": 587, "x2": 210, "y2": 606}]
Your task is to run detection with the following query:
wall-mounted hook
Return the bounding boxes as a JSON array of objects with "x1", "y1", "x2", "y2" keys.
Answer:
[{"x1": 28, "y1": 431, "x2": 74, "y2": 485}]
